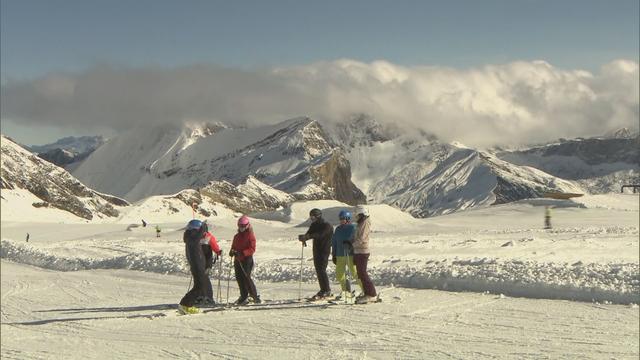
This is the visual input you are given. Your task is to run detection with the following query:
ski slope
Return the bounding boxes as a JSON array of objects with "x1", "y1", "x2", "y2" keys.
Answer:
[{"x1": 1, "y1": 194, "x2": 639, "y2": 358}]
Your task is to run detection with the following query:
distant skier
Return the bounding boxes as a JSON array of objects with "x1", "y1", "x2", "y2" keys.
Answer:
[
  {"x1": 544, "y1": 206, "x2": 552, "y2": 229},
  {"x1": 196, "y1": 221, "x2": 222, "y2": 305},
  {"x1": 26, "y1": 233, "x2": 29, "y2": 242},
  {"x1": 142, "y1": 219, "x2": 147, "y2": 227},
  {"x1": 229, "y1": 215, "x2": 260, "y2": 305},
  {"x1": 332, "y1": 209, "x2": 362, "y2": 299},
  {"x1": 298, "y1": 208, "x2": 334, "y2": 300},
  {"x1": 155, "y1": 225, "x2": 161, "y2": 237},
  {"x1": 353, "y1": 205, "x2": 377, "y2": 304},
  {"x1": 179, "y1": 219, "x2": 212, "y2": 314}
]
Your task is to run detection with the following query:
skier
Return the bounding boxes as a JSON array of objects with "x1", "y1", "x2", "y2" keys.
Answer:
[
  {"x1": 544, "y1": 206, "x2": 552, "y2": 229},
  {"x1": 298, "y1": 208, "x2": 334, "y2": 300},
  {"x1": 331, "y1": 209, "x2": 362, "y2": 299},
  {"x1": 353, "y1": 205, "x2": 378, "y2": 304},
  {"x1": 26, "y1": 233, "x2": 29, "y2": 242},
  {"x1": 141, "y1": 219, "x2": 147, "y2": 227},
  {"x1": 178, "y1": 219, "x2": 212, "y2": 314},
  {"x1": 196, "y1": 221, "x2": 222, "y2": 305},
  {"x1": 155, "y1": 225, "x2": 161, "y2": 238},
  {"x1": 229, "y1": 215, "x2": 261, "y2": 305}
]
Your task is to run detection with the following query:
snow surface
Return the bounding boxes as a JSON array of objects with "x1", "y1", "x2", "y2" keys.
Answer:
[{"x1": 1, "y1": 193, "x2": 639, "y2": 358}]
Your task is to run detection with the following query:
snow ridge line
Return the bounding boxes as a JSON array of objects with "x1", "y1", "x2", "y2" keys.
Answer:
[
  {"x1": 2, "y1": 239, "x2": 638, "y2": 304},
  {"x1": 0, "y1": 240, "x2": 186, "y2": 274}
]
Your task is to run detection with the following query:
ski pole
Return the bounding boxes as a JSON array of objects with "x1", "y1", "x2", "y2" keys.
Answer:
[
  {"x1": 298, "y1": 242, "x2": 305, "y2": 300},
  {"x1": 226, "y1": 254, "x2": 232, "y2": 306},
  {"x1": 217, "y1": 255, "x2": 223, "y2": 303}
]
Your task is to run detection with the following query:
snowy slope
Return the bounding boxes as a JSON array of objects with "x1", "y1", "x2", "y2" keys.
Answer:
[
  {"x1": 73, "y1": 118, "x2": 365, "y2": 205},
  {"x1": 1, "y1": 191, "x2": 638, "y2": 358},
  {"x1": 1, "y1": 135, "x2": 129, "y2": 220}
]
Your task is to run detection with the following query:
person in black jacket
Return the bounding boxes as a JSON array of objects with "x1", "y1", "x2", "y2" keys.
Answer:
[
  {"x1": 298, "y1": 208, "x2": 334, "y2": 300},
  {"x1": 179, "y1": 219, "x2": 211, "y2": 314}
]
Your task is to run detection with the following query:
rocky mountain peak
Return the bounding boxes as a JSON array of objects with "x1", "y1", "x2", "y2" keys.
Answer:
[{"x1": 1, "y1": 135, "x2": 128, "y2": 220}]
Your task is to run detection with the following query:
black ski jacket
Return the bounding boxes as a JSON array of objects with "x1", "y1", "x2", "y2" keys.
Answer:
[
  {"x1": 184, "y1": 229, "x2": 206, "y2": 278},
  {"x1": 305, "y1": 218, "x2": 334, "y2": 257}
]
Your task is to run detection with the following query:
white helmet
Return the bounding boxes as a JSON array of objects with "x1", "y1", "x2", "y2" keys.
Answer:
[{"x1": 354, "y1": 205, "x2": 369, "y2": 217}]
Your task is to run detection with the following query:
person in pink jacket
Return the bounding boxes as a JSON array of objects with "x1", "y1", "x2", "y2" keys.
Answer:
[{"x1": 229, "y1": 215, "x2": 261, "y2": 305}]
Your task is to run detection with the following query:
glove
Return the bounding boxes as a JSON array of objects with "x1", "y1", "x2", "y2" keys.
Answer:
[
  {"x1": 298, "y1": 234, "x2": 308, "y2": 241},
  {"x1": 332, "y1": 255, "x2": 336, "y2": 265},
  {"x1": 216, "y1": 250, "x2": 222, "y2": 256},
  {"x1": 229, "y1": 249, "x2": 237, "y2": 257}
]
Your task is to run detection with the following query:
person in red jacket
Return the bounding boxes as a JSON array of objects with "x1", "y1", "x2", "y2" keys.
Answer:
[
  {"x1": 197, "y1": 221, "x2": 222, "y2": 305},
  {"x1": 229, "y1": 215, "x2": 261, "y2": 305}
]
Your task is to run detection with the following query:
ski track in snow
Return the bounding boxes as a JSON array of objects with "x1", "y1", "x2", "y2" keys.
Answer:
[{"x1": 1, "y1": 261, "x2": 638, "y2": 359}]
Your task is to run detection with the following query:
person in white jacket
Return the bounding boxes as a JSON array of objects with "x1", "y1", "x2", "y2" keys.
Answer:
[{"x1": 352, "y1": 205, "x2": 378, "y2": 304}]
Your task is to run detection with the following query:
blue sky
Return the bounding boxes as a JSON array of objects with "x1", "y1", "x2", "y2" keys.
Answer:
[
  {"x1": 2, "y1": 0, "x2": 638, "y2": 79},
  {"x1": 1, "y1": 0, "x2": 639, "y2": 145}
]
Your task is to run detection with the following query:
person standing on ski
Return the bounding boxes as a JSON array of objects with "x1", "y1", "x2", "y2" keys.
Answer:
[
  {"x1": 197, "y1": 221, "x2": 222, "y2": 305},
  {"x1": 179, "y1": 219, "x2": 212, "y2": 314},
  {"x1": 298, "y1": 208, "x2": 334, "y2": 300},
  {"x1": 332, "y1": 210, "x2": 362, "y2": 298},
  {"x1": 353, "y1": 205, "x2": 377, "y2": 304},
  {"x1": 229, "y1": 215, "x2": 261, "y2": 305},
  {"x1": 544, "y1": 206, "x2": 552, "y2": 229}
]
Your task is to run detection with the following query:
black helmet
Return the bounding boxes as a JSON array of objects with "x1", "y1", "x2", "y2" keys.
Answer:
[{"x1": 309, "y1": 208, "x2": 322, "y2": 218}]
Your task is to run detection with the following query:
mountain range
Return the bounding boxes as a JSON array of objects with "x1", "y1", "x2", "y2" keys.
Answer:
[{"x1": 2, "y1": 118, "x2": 638, "y2": 220}]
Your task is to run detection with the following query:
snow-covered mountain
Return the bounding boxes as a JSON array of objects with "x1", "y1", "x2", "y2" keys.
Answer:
[
  {"x1": 497, "y1": 135, "x2": 639, "y2": 193},
  {"x1": 1, "y1": 135, "x2": 129, "y2": 220},
  {"x1": 385, "y1": 148, "x2": 582, "y2": 217},
  {"x1": 26, "y1": 135, "x2": 106, "y2": 168},
  {"x1": 72, "y1": 118, "x2": 366, "y2": 206},
  {"x1": 326, "y1": 116, "x2": 584, "y2": 217}
]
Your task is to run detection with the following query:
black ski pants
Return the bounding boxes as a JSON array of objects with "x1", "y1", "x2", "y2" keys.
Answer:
[
  {"x1": 234, "y1": 256, "x2": 258, "y2": 300},
  {"x1": 313, "y1": 248, "x2": 331, "y2": 293}
]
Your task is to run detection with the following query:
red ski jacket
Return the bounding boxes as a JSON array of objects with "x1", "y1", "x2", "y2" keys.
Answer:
[
  {"x1": 203, "y1": 232, "x2": 221, "y2": 254},
  {"x1": 231, "y1": 228, "x2": 256, "y2": 261}
]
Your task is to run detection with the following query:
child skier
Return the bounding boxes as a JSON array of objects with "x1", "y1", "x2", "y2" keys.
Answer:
[
  {"x1": 229, "y1": 215, "x2": 261, "y2": 305},
  {"x1": 331, "y1": 210, "x2": 362, "y2": 299},
  {"x1": 298, "y1": 208, "x2": 334, "y2": 300}
]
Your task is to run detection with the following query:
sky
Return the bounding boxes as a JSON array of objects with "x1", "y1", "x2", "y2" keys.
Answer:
[{"x1": 1, "y1": 0, "x2": 638, "y2": 146}]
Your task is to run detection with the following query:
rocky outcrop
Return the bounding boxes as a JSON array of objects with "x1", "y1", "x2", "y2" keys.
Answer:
[
  {"x1": 1, "y1": 135, "x2": 128, "y2": 220},
  {"x1": 199, "y1": 176, "x2": 294, "y2": 214},
  {"x1": 309, "y1": 151, "x2": 366, "y2": 205}
]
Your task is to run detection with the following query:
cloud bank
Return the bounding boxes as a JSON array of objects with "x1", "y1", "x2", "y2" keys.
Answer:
[{"x1": 1, "y1": 59, "x2": 638, "y2": 146}]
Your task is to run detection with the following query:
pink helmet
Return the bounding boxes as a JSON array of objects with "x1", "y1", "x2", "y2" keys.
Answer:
[{"x1": 237, "y1": 215, "x2": 250, "y2": 226}]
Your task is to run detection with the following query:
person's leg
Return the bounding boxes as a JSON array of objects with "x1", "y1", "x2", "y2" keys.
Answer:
[
  {"x1": 346, "y1": 255, "x2": 363, "y2": 293},
  {"x1": 335, "y1": 256, "x2": 347, "y2": 291},
  {"x1": 313, "y1": 251, "x2": 331, "y2": 294},
  {"x1": 241, "y1": 257, "x2": 259, "y2": 300},
  {"x1": 354, "y1": 253, "x2": 376, "y2": 297},
  {"x1": 181, "y1": 271, "x2": 205, "y2": 306},
  {"x1": 234, "y1": 259, "x2": 248, "y2": 300}
]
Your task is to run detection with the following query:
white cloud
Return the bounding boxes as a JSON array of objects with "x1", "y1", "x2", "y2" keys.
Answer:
[{"x1": 1, "y1": 59, "x2": 638, "y2": 147}]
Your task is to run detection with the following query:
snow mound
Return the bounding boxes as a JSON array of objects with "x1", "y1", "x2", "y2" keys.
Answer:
[{"x1": 2, "y1": 239, "x2": 637, "y2": 304}]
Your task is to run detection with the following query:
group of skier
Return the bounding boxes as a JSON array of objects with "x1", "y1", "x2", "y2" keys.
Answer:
[{"x1": 178, "y1": 205, "x2": 377, "y2": 314}]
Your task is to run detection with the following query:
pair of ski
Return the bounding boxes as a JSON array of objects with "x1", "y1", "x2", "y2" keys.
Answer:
[
  {"x1": 305, "y1": 292, "x2": 382, "y2": 306},
  {"x1": 177, "y1": 299, "x2": 333, "y2": 315}
]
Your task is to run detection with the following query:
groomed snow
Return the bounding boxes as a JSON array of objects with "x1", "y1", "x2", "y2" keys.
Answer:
[{"x1": 1, "y1": 193, "x2": 639, "y2": 358}]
